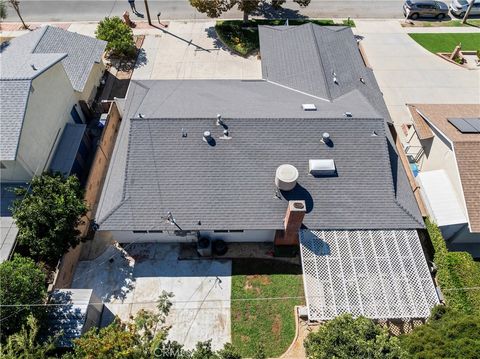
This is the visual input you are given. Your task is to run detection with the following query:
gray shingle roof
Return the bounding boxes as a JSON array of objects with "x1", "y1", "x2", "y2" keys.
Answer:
[
  {"x1": 98, "y1": 116, "x2": 422, "y2": 231},
  {"x1": 259, "y1": 24, "x2": 391, "y2": 121},
  {"x1": 0, "y1": 26, "x2": 106, "y2": 160},
  {"x1": 33, "y1": 26, "x2": 106, "y2": 92}
]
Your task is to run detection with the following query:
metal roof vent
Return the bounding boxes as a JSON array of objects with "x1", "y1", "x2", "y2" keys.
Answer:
[
  {"x1": 371, "y1": 130, "x2": 378, "y2": 137},
  {"x1": 302, "y1": 104, "x2": 317, "y2": 111},
  {"x1": 344, "y1": 112, "x2": 352, "y2": 118},
  {"x1": 322, "y1": 132, "x2": 330, "y2": 142},
  {"x1": 333, "y1": 76, "x2": 338, "y2": 84},
  {"x1": 360, "y1": 77, "x2": 365, "y2": 84},
  {"x1": 216, "y1": 114, "x2": 224, "y2": 126},
  {"x1": 181, "y1": 128, "x2": 187, "y2": 137},
  {"x1": 275, "y1": 164, "x2": 299, "y2": 191},
  {"x1": 138, "y1": 113, "x2": 145, "y2": 118},
  {"x1": 309, "y1": 159, "x2": 336, "y2": 176},
  {"x1": 30, "y1": 64, "x2": 37, "y2": 71},
  {"x1": 203, "y1": 131, "x2": 212, "y2": 142}
]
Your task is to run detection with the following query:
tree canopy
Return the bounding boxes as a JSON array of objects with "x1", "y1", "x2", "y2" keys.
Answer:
[
  {"x1": 12, "y1": 172, "x2": 87, "y2": 265},
  {"x1": 400, "y1": 306, "x2": 480, "y2": 359},
  {"x1": 189, "y1": 0, "x2": 311, "y2": 23},
  {"x1": 304, "y1": 314, "x2": 406, "y2": 359},
  {"x1": 95, "y1": 16, "x2": 136, "y2": 58},
  {"x1": 0, "y1": 255, "x2": 47, "y2": 340}
]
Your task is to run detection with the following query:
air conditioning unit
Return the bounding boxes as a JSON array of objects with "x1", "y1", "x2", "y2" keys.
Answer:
[{"x1": 309, "y1": 159, "x2": 336, "y2": 176}]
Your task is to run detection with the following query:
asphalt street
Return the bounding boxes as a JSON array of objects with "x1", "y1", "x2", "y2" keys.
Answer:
[{"x1": 3, "y1": 0, "x2": 407, "y2": 22}]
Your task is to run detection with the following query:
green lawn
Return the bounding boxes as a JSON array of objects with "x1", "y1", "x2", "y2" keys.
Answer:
[
  {"x1": 231, "y1": 259, "x2": 304, "y2": 357},
  {"x1": 409, "y1": 33, "x2": 480, "y2": 53},
  {"x1": 215, "y1": 19, "x2": 355, "y2": 56}
]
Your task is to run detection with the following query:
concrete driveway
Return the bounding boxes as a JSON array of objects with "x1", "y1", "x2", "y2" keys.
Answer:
[
  {"x1": 72, "y1": 243, "x2": 231, "y2": 350},
  {"x1": 354, "y1": 20, "x2": 480, "y2": 138},
  {"x1": 132, "y1": 21, "x2": 262, "y2": 80}
]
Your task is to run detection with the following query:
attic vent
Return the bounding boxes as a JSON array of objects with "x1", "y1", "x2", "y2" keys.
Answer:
[
  {"x1": 344, "y1": 112, "x2": 352, "y2": 118},
  {"x1": 309, "y1": 159, "x2": 336, "y2": 176},
  {"x1": 302, "y1": 104, "x2": 317, "y2": 111}
]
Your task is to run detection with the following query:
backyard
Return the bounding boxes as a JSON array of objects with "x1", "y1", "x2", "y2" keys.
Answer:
[
  {"x1": 409, "y1": 32, "x2": 480, "y2": 53},
  {"x1": 215, "y1": 19, "x2": 355, "y2": 55},
  {"x1": 231, "y1": 259, "x2": 304, "y2": 357}
]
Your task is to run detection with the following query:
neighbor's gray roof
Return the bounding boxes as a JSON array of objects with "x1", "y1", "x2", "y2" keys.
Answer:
[
  {"x1": 259, "y1": 24, "x2": 390, "y2": 122},
  {"x1": 0, "y1": 26, "x2": 105, "y2": 161},
  {"x1": 97, "y1": 115, "x2": 423, "y2": 231},
  {"x1": 33, "y1": 26, "x2": 106, "y2": 92}
]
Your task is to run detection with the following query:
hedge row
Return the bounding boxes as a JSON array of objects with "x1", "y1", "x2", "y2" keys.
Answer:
[{"x1": 426, "y1": 218, "x2": 480, "y2": 313}]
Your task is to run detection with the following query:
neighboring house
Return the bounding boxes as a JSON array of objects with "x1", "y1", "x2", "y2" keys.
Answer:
[
  {"x1": 95, "y1": 24, "x2": 439, "y2": 321},
  {"x1": 405, "y1": 104, "x2": 480, "y2": 256},
  {"x1": 0, "y1": 26, "x2": 106, "y2": 261}
]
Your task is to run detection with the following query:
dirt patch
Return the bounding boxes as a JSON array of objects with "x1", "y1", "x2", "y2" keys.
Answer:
[
  {"x1": 240, "y1": 335, "x2": 250, "y2": 343},
  {"x1": 244, "y1": 274, "x2": 272, "y2": 293},
  {"x1": 272, "y1": 314, "x2": 282, "y2": 337}
]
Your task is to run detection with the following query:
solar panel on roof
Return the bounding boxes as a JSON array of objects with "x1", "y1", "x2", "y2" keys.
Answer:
[{"x1": 448, "y1": 118, "x2": 480, "y2": 133}]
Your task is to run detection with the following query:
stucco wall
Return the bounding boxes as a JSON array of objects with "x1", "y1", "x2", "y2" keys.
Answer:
[
  {"x1": 105, "y1": 229, "x2": 275, "y2": 243},
  {"x1": 4, "y1": 63, "x2": 78, "y2": 182},
  {"x1": 77, "y1": 61, "x2": 105, "y2": 104}
]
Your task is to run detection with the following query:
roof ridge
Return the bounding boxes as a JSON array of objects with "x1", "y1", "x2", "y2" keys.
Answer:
[
  {"x1": 394, "y1": 198, "x2": 425, "y2": 227},
  {"x1": 310, "y1": 24, "x2": 332, "y2": 101},
  {"x1": 31, "y1": 26, "x2": 50, "y2": 53}
]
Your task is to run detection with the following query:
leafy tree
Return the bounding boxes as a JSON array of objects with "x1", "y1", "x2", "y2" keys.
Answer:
[
  {"x1": 72, "y1": 292, "x2": 173, "y2": 358},
  {"x1": 0, "y1": 0, "x2": 7, "y2": 20},
  {"x1": 189, "y1": 0, "x2": 311, "y2": 24},
  {"x1": 95, "y1": 16, "x2": 136, "y2": 58},
  {"x1": 401, "y1": 306, "x2": 480, "y2": 359},
  {"x1": 7, "y1": 0, "x2": 28, "y2": 28},
  {"x1": 0, "y1": 255, "x2": 47, "y2": 340},
  {"x1": 304, "y1": 314, "x2": 406, "y2": 359},
  {"x1": 12, "y1": 172, "x2": 87, "y2": 265},
  {"x1": 1, "y1": 314, "x2": 56, "y2": 358},
  {"x1": 217, "y1": 343, "x2": 242, "y2": 359}
]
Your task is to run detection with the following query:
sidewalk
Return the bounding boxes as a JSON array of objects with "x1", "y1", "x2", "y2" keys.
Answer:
[{"x1": 353, "y1": 20, "x2": 480, "y2": 140}]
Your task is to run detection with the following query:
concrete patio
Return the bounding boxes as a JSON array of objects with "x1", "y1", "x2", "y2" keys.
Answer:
[{"x1": 71, "y1": 243, "x2": 231, "y2": 350}]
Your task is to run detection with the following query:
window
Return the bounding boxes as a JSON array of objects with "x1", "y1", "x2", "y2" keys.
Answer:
[
  {"x1": 0, "y1": 162, "x2": 5, "y2": 169},
  {"x1": 148, "y1": 230, "x2": 163, "y2": 233},
  {"x1": 229, "y1": 230, "x2": 244, "y2": 233},
  {"x1": 133, "y1": 230, "x2": 147, "y2": 233},
  {"x1": 214, "y1": 230, "x2": 229, "y2": 233}
]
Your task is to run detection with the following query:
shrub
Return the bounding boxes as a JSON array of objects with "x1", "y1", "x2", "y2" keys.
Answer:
[
  {"x1": 0, "y1": 255, "x2": 47, "y2": 339},
  {"x1": 304, "y1": 314, "x2": 406, "y2": 359},
  {"x1": 426, "y1": 218, "x2": 480, "y2": 313},
  {"x1": 400, "y1": 306, "x2": 480, "y2": 359},
  {"x1": 95, "y1": 16, "x2": 136, "y2": 58}
]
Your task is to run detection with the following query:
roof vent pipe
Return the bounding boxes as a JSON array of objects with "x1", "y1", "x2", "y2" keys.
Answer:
[
  {"x1": 216, "y1": 114, "x2": 224, "y2": 126},
  {"x1": 344, "y1": 112, "x2": 352, "y2": 118},
  {"x1": 31, "y1": 64, "x2": 37, "y2": 71},
  {"x1": 322, "y1": 132, "x2": 330, "y2": 142},
  {"x1": 203, "y1": 131, "x2": 212, "y2": 142}
]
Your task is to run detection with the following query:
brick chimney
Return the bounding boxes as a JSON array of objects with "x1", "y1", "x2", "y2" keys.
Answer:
[{"x1": 274, "y1": 200, "x2": 306, "y2": 246}]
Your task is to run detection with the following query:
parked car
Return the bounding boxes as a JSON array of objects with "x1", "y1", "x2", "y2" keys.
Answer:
[
  {"x1": 403, "y1": 0, "x2": 450, "y2": 19},
  {"x1": 450, "y1": 0, "x2": 480, "y2": 17}
]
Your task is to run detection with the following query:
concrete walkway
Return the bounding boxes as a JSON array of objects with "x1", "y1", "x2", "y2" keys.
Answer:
[
  {"x1": 131, "y1": 21, "x2": 261, "y2": 80},
  {"x1": 353, "y1": 20, "x2": 480, "y2": 139}
]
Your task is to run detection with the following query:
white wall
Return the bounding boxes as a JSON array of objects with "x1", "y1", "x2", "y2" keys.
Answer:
[
  {"x1": 104, "y1": 229, "x2": 275, "y2": 243},
  {"x1": 77, "y1": 62, "x2": 105, "y2": 104}
]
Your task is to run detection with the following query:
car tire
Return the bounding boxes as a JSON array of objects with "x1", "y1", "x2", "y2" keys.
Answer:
[
  {"x1": 436, "y1": 13, "x2": 445, "y2": 19},
  {"x1": 410, "y1": 13, "x2": 419, "y2": 19}
]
